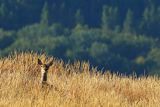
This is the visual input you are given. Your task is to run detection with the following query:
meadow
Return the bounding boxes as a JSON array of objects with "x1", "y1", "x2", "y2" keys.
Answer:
[{"x1": 0, "y1": 52, "x2": 160, "y2": 107}]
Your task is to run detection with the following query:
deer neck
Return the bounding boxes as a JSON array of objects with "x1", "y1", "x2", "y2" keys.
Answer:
[{"x1": 41, "y1": 69, "x2": 48, "y2": 84}]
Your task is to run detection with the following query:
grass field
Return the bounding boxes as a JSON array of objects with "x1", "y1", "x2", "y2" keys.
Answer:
[{"x1": 0, "y1": 52, "x2": 160, "y2": 107}]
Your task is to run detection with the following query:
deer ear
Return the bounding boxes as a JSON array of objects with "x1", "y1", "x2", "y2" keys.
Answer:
[
  {"x1": 47, "y1": 58, "x2": 53, "y2": 67},
  {"x1": 38, "y1": 59, "x2": 43, "y2": 65}
]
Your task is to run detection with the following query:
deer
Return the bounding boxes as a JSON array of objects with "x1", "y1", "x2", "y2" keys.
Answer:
[{"x1": 38, "y1": 58, "x2": 53, "y2": 88}]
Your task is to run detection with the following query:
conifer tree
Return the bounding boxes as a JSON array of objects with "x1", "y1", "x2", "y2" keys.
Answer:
[
  {"x1": 122, "y1": 9, "x2": 133, "y2": 34},
  {"x1": 101, "y1": 5, "x2": 110, "y2": 30},
  {"x1": 40, "y1": 2, "x2": 49, "y2": 26},
  {"x1": 75, "y1": 9, "x2": 84, "y2": 26},
  {"x1": 101, "y1": 5, "x2": 118, "y2": 34}
]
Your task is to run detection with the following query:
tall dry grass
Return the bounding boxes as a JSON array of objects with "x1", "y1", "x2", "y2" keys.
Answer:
[{"x1": 0, "y1": 52, "x2": 160, "y2": 107}]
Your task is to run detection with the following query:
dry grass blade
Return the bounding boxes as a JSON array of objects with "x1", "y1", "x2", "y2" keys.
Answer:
[{"x1": 0, "y1": 52, "x2": 160, "y2": 107}]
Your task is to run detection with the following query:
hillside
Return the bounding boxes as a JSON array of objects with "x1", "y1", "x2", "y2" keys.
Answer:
[
  {"x1": 1, "y1": 0, "x2": 160, "y2": 75},
  {"x1": 0, "y1": 52, "x2": 160, "y2": 107}
]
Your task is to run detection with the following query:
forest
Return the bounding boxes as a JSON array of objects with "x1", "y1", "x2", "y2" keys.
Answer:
[{"x1": 0, "y1": 0, "x2": 160, "y2": 75}]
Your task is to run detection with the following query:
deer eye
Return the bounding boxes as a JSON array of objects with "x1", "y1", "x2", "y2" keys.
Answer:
[{"x1": 46, "y1": 65, "x2": 49, "y2": 68}]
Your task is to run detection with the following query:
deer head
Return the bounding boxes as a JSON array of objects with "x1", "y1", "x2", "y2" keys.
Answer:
[{"x1": 38, "y1": 58, "x2": 53, "y2": 84}]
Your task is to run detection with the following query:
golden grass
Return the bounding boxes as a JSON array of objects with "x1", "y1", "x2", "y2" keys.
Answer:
[{"x1": 0, "y1": 52, "x2": 160, "y2": 107}]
